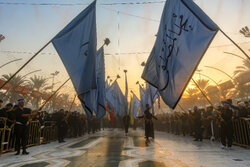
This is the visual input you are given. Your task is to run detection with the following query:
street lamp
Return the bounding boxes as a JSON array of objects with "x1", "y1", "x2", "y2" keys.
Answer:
[
  {"x1": 0, "y1": 58, "x2": 22, "y2": 69},
  {"x1": 223, "y1": 52, "x2": 246, "y2": 61},
  {"x1": 21, "y1": 69, "x2": 42, "y2": 79},
  {"x1": 204, "y1": 66, "x2": 234, "y2": 81},
  {"x1": 51, "y1": 71, "x2": 60, "y2": 92}
]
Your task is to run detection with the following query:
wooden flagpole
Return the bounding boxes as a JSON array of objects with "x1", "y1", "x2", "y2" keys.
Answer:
[
  {"x1": 39, "y1": 78, "x2": 70, "y2": 111},
  {"x1": 191, "y1": 78, "x2": 214, "y2": 108},
  {"x1": 219, "y1": 29, "x2": 249, "y2": 60},
  {"x1": 0, "y1": 40, "x2": 52, "y2": 90},
  {"x1": 0, "y1": 2, "x2": 98, "y2": 90},
  {"x1": 69, "y1": 94, "x2": 77, "y2": 112}
]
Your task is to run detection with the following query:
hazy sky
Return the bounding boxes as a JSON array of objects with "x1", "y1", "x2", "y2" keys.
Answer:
[{"x1": 0, "y1": 0, "x2": 249, "y2": 103}]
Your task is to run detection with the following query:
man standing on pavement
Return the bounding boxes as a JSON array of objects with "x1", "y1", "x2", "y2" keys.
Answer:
[
  {"x1": 14, "y1": 99, "x2": 37, "y2": 155},
  {"x1": 219, "y1": 101, "x2": 234, "y2": 149}
]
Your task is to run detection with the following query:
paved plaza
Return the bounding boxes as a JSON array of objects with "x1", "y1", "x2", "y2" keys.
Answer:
[{"x1": 0, "y1": 129, "x2": 249, "y2": 167}]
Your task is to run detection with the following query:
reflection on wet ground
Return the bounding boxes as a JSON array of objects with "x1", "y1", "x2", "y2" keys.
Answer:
[
  {"x1": 0, "y1": 129, "x2": 249, "y2": 167},
  {"x1": 65, "y1": 137, "x2": 131, "y2": 167}
]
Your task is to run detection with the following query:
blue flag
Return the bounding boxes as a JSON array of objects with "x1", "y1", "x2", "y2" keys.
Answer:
[
  {"x1": 106, "y1": 80, "x2": 127, "y2": 116},
  {"x1": 139, "y1": 85, "x2": 146, "y2": 115},
  {"x1": 95, "y1": 47, "x2": 106, "y2": 119},
  {"x1": 132, "y1": 93, "x2": 141, "y2": 119},
  {"x1": 142, "y1": 0, "x2": 219, "y2": 109},
  {"x1": 52, "y1": 1, "x2": 97, "y2": 117}
]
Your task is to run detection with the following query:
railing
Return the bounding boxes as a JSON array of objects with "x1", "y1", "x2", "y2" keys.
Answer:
[
  {"x1": 0, "y1": 119, "x2": 58, "y2": 154},
  {"x1": 154, "y1": 116, "x2": 250, "y2": 148},
  {"x1": 233, "y1": 118, "x2": 250, "y2": 148},
  {"x1": 1, "y1": 117, "x2": 249, "y2": 154},
  {"x1": 27, "y1": 121, "x2": 41, "y2": 146},
  {"x1": 41, "y1": 121, "x2": 57, "y2": 144}
]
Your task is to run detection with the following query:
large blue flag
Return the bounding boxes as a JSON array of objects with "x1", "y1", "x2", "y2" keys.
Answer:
[
  {"x1": 95, "y1": 47, "x2": 106, "y2": 119},
  {"x1": 132, "y1": 93, "x2": 141, "y2": 119},
  {"x1": 139, "y1": 85, "x2": 146, "y2": 114},
  {"x1": 144, "y1": 83, "x2": 159, "y2": 115},
  {"x1": 142, "y1": 0, "x2": 219, "y2": 109},
  {"x1": 52, "y1": 1, "x2": 97, "y2": 117},
  {"x1": 106, "y1": 80, "x2": 127, "y2": 116}
]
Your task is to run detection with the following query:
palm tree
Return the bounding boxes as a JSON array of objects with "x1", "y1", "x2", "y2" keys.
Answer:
[
  {"x1": 192, "y1": 79, "x2": 210, "y2": 92},
  {"x1": 28, "y1": 75, "x2": 50, "y2": 108},
  {"x1": 233, "y1": 59, "x2": 250, "y2": 100},
  {"x1": 234, "y1": 59, "x2": 250, "y2": 77},
  {"x1": 60, "y1": 93, "x2": 70, "y2": 109},
  {"x1": 192, "y1": 79, "x2": 211, "y2": 106},
  {"x1": 1, "y1": 74, "x2": 27, "y2": 103},
  {"x1": 185, "y1": 88, "x2": 198, "y2": 107}
]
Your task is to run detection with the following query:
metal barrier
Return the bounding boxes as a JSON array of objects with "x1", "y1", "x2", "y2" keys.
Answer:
[
  {"x1": 27, "y1": 121, "x2": 41, "y2": 146},
  {"x1": 41, "y1": 121, "x2": 57, "y2": 144},
  {"x1": 233, "y1": 118, "x2": 250, "y2": 148},
  {"x1": 0, "y1": 118, "x2": 15, "y2": 154}
]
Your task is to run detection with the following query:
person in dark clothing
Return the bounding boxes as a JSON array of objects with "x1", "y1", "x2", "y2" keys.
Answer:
[
  {"x1": 137, "y1": 104, "x2": 157, "y2": 144},
  {"x1": 193, "y1": 107, "x2": 203, "y2": 141},
  {"x1": 219, "y1": 101, "x2": 234, "y2": 149},
  {"x1": 55, "y1": 109, "x2": 68, "y2": 143},
  {"x1": 123, "y1": 114, "x2": 130, "y2": 136},
  {"x1": 4, "y1": 103, "x2": 15, "y2": 127},
  {"x1": 14, "y1": 99, "x2": 37, "y2": 155},
  {"x1": 0, "y1": 99, "x2": 3, "y2": 109}
]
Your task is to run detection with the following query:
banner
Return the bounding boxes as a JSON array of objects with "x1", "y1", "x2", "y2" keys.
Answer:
[
  {"x1": 52, "y1": 1, "x2": 97, "y2": 117},
  {"x1": 142, "y1": 0, "x2": 219, "y2": 109}
]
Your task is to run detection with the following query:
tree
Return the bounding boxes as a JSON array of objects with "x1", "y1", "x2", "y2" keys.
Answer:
[
  {"x1": 28, "y1": 75, "x2": 50, "y2": 108},
  {"x1": 233, "y1": 59, "x2": 250, "y2": 100},
  {"x1": 185, "y1": 88, "x2": 198, "y2": 107},
  {"x1": 60, "y1": 93, "x2": 70, "y2": 109},
  {"x1": 234, "y1": 59, "x2": 250, "y2": 77},
  {"x1": 1, "y1": 74, "x2": 27, "y2": 103},
  {"x1": 192, "y1": 79, "x2": 211, "y2": 106},
  {"x1": 192, "y1": 79, "x2": 210, "y2": 92}
]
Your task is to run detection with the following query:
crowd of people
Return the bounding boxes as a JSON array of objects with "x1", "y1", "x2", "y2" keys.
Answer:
[
  {"x1": 0, "y1": 99, "x2": 105, "y2": 155},
  {"x1": 153, "y1": 99, "x2": 250, "y2": 149},
  {"x1": 1, "y1": 98, "x2": 249, "y2": 155}
]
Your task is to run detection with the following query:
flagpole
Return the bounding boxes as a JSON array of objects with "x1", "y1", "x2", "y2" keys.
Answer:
[
  {"x1": 0, "y1": 2, "x2": 99, "y2": 91},
  {"x1": 177, "y1": 104, "x2": 187, "y2": 113},
  {"x1": 0, "y1": 40, "x2": 51, "y2": 90},
  {"x1": 39, "y1": 78, "x2": 70, "y2": 111},
  {"x1": 219, "y1": 29, "x2": 250, "y2": 60},
  {"x1": 191, "y1": 78, "x2": 214, "y2": 107},
  {"x1": 69, "y1": 94, "x2": 77, "y2": 112}
]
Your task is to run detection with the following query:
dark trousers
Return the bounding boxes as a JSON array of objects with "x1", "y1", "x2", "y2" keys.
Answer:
[
  {"x1": 221, "y1": 122, "x2": 233, "y2": 147},
  {"x1": 124, "y1": 124, "x2": 129, "y2": 134},
  {"x1": 194, "y1": 122, "x2": 203, "y2": 140},
  {"x1": 15, "y1": 124, "x2": 29, "y2": 152},
  {"x1": 58, "y1": 123, "x2": 66, "y2": 142}
]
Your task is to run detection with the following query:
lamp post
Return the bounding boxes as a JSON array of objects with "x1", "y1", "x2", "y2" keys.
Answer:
[
  {"x1": 21, "y1": 69, "x2": 42, "y2": 79},
  {"x1": 0, "y1": 58, "x2": 22, "y2": 69},
  {"x1": 51, "y1": 71, "x2": 60, "y2": 92},
  {"x1": 194, "y1": 72, "x2": 223, "y2": 100},
  {"x1": 204, "y1": 66, "x2": 234, "y2": 81}
]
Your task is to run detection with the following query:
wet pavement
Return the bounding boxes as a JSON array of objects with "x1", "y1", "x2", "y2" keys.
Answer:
[{"x1": 0, "y1": 129, "x2": 249, "y2": 167}]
